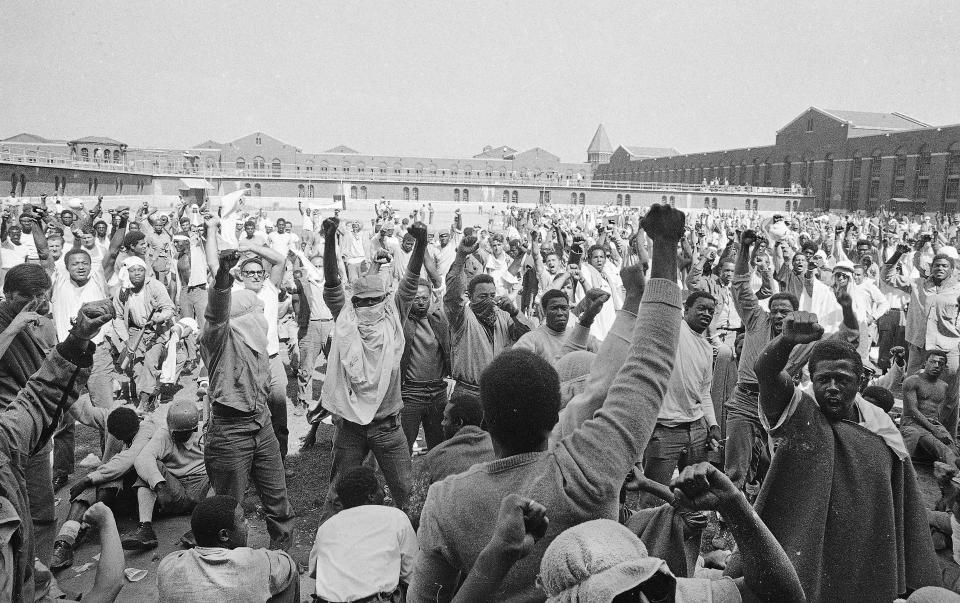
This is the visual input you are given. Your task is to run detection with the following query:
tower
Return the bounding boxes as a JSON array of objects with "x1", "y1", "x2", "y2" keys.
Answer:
[{"x1": 587, "y1": 124, "x2": 613, "y2": 167}]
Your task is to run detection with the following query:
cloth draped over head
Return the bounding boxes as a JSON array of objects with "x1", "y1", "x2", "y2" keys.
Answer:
[
  {"x1": 229, "y1": 289, "x2": 268, "y2": 354},
  {"x1": 118, "y1": 256, "x2": 149, "y2": 291}
]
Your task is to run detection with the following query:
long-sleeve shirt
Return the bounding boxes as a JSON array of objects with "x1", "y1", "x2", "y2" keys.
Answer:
[
  {"x1": 409, "y1": 279, "x2": 681, "y2": 602},
  {"x1": 513, "y1": 322, "x2": 601, "y2": 365},
  {"x1": 883, "y1": 265, "x2": 960, "y2": 350},
  {"x1": 851, "y1": 279, "x2": 890, "y2": 324},
  {"x1": 69, "y1": 397, "x2": 163, "y2": 485},
  {"x1": 658, "y1": 321, "x2": 717, "y2": 427},
  {"x1": 686, "y1": 262, "x2": 740, "y2": 331},
  {"x1": 112, "y1": 279, "x2": 176, "y2": 342},
  {"x1": 135, "y1": 429, "x2": 206, "y2": 489}
]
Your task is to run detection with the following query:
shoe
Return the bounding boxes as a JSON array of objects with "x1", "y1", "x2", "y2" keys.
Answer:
[
  {"x1": 121, "y1": 522, "x2": 158, "y2": 550},
  {"x1": 179, "y1": 529, "x2": 196, "y2": 549},
  {"x1": 50, "y1": 540, "x2": 74, "y2": 571},
  {"x1": 52, "y1": 474, "x2": 69, "y2": 492}
]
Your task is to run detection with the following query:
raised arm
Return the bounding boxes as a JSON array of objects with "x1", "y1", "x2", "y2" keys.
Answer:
[
  {"x1": 321, "y1": 218, "x2": 346, "y2": 319},
  {"x1": 244, "y1": 244, "x2": 287, "y2": 287},
  {"x1": 732, "y1": 231, "x2": 763, "y2": 327},
  {"x1": 397, "y1": 222, "x2": 429, "y2": 320},
  {"x1": 444, "y1": 235, "x2": 477, "y2": 329},
  {"x1": 102, "y1": 211, "x2": 128, "y2": 282},
  {"x1": 755, "y1": 312, "x2": 824, "y2": 424}
]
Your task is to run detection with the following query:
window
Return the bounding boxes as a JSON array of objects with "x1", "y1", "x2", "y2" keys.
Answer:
[
  {"x1": 113, "y1": 150, "x2": 120, "y2": 163},
  {"x1": 93, "y1": 178, "x2": 98, "y2": 194},
  {"x1": 704, "y1": 197, "x2": 711, "y2": 208},
  {"x1": 80, "y1": 148, "x2": 89, "y2": 161},
  {"x1": 669, "y1": 195, "x2": 675, "y2": 206},
  {"x1": 892, "y1": 149, "x2": 906, "y2": 198},
  {"x1": 255, "y1": 136, "x2": 262, "y2": 145},
  {"x1": 19, "y1": 174, "x2": 26, "y2": 196},
  {"x1": 244, "y1": 182, "x2": 251, "y2": 191},
  {"x1": 915, "y1": 147, "x2": 931, "y2": 202},
  {"x1": 711, "y1": 198, "x2": 718, "y2": 210},
  {"x1": 271, "y1": 159, "x2": 281, "y2": 177},
  {"x1": 511, "y1": 191, "x2": 518, "y2": 203},
  {"x1": 503, "y1": 190, "x2": 510, "y2": 203},
  {"x1": 785, "y1": 199, "x2": 792, "y2": 212},
  {"x1": 350, "y1": 186, "x2": 358, "y2": 199},
  {"x1": 806, "y1": 118, "x2": 814, "y2": 132},
  {"x1": 360, "y1": 186, "x2": 367, "y2": 200},
  {"x1": 739, "y1": 161, "x2": 747, "y2": 185},
  {"x1": 403, "y1": 187, "x2": 410, "y2": 201},
  {"x1": 412, "y1": 187, "x2": 419, "y2": 201},
  {"x1": 93, "y1": 149, "x2": 101, "y2": 162},
  {"x1": 616, "y1": 194, "x2": 623, "y2": 206},
  {"x1": 661, "y1": 195, "x2": 667, "y2": 203},
  {"x1": 848, "y1": 153, "x2": 862, "y2": 207},
  {"x1": 253, "y1": 156, "x2": 265, "y2": 176},
  {"x1": 947, "y1": 145, "x2": 960, "y2": 208},
  {"x1": 625, "y1": 194, "x2": 632, "y2": 207},
  {"x1": 571, "y1": 192, "x2": 577, "y2": 204},
  {"x1": 298, "y1": 184, "x2": 305, "y2": 197},
  {"x1": 753, "y1": 199, "x2": 758, "y2": 211},
  {"x1": 463, "y1": 189, "x2": 469, "y2": 203},
  {"x1": 253, "y1": 183, "x2": 261, "y2": 196},
  {"x1": 745, "y1": 198, "x2": 751, "y2": 210},
  {"x1": 87, "y1": 178, "x2": 93, "y2": 194},
  {"x1": 763, "y1": 160, "x2": 772, "y2": 188},
  {"x1": 54, "y1": 176, "x2": 60, "y2": 191},
  {"x1": 454, "y1": 189, "x2": 461, "y2": 203},
  {"x1": 822, "y1": 154, "x2": 834, "y2": 207},
  {"x1": 751, "y1": 160, "x2": 759, "y2": 186},
  {"x1": 578, "y1": 192, "x2": 585, "y2": 205},
  {"x1": 236, "y1": 158, "x2": 245, "y2": 170},
  {"x1": 782, "y1": 158, "x2": 791, "y2": 189},
  {"x1": 308, "y1": 185, "x2": 315, "y2": 198},
  {"x1": 544, "y1": 191, "x2": 550, "y2": 203}
]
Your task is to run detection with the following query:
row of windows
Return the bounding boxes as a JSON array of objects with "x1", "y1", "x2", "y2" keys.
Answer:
[
  {"x1": 569, "y1": 193, "x2": 587, "y2": 205},
  {"x1": 452, "y1": 189, "x2": 470, "y2": 203},
  {"x1": 231, "y1": 157, "x2": 584, "y2": 180},
  {"x1": 614, "y1": 194, "x2": 633, "y2": 207},
  {"x1": 78, "y1": 148, "x2": 122, "y2": 163}
]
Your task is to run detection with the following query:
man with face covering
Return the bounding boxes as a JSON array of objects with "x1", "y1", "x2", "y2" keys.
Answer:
[
  {"x1": 318, "y1": 216, "x2": 426, "y2": 522},
  {"x1": 112, "y1": 255, "x2": 176, "y2": 412},
  {"x1": 200, "y1": 215, "x2": 295, "y2": 551},
  {"x1": 443, "y1": 234, "x2": 531, "y2": 415}
]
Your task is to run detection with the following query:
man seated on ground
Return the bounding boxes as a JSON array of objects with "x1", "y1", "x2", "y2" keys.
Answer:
[
  {"x1": 513, "y1": 288, "x2": 605, "y2": 364},
  {"x1": 409, "y1": 204, "x2": 685, "y2": 602},
  {"x1": 52, "y1": 403, "x2": 164, "y2": 570},
  {"x1": 901, "y1": 350, "x2": 960, "y2": 472},
  {"x1": 158, "y1": 495, "x2": 299, "y2": 602},
  {"x1": 122, "y1": 399, "x2": 210, "y2": 550},
  {"x1": 751, "y1": 313, "x2": 940, "y2": 601},
  {"x1": 449, "y1": 464, "x2": 804, "y2": 603},
  {"x1": 309, "y1": 466, "x2": 419, "y2": 603},
  {"x1": 421, "y1": 395, "x2": 494, "y2": 485}
]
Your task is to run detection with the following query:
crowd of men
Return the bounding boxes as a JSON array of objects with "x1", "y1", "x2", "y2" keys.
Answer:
[{"x1": 2, "y1": 189, "x2": 960, "y2": 601}]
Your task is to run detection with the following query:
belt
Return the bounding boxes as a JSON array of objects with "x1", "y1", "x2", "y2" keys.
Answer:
[
  {"x1": 314, "y1": 587, "x2": 400, "y2": 603},
  {"x1": 403, "y1": 378, "x2": 447, "y2": 389},
  {"x1": 211, "y1": 403, "x2": 258, "y2": 419},
  {"x1": 454, "y1": 380, "x2": 480, "y2": 392},
  {"x1": 187, "y1": 283, "x2": 207, "y2": 290}
]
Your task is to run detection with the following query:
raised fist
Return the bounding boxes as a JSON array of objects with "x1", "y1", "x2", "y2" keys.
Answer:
[
  {"x1": 835, "y1": 291, "x2": 853, "y2": 309},
  {"x1": 640, "y1": 204, "x2": 685, "y2": 243},
  {"x1": 896, "y1": 243, "x2": 912, "y2": 255},
  {"x1": 740, "y1": 229, "x2": 758, "y2": 248},
  {"x1": 322, "y1": 217, "x2": 340, "y2": 238},
  {"x1": 203, "y1": 214, "x2": 220, "y2": 230},
  {"x1": 374, "y1": 249, "x2": 393, "y2": 265},
  {"x1": 70, "y1": 300, "x2": 115, "y2": 340},
  {"x1": 619, "y1": 262, "x2": 646, "y2": 296},
  {"x1": 407, "y1": 221, "x2": 428, "y2": 245},
  {"x1": 458, "y1": 235, "x2": 479, "y2": 256},
  {"x1": 782, "y1": 311, "x2": 824, "y2": 345},
  {"x1": 580, "y1": 288, "x2": 611, "y2": 321}
]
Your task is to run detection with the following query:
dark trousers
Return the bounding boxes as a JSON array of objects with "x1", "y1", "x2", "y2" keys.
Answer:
[
  {"x1": 320, "y1": 413, "x2": 411, "y2": 524},
  {"x1": 204, "y1": 415, "x2": 295, "y2": 548},
  {"x1": 723, "y1": 387, "x2": 769, "y2": 491},
  {"x1": 877, "y1": 308, "x2": 906, "y2": 371},
  {"x1": 641, "y1": 419, "x2": 709, "y2": 506},
  {"x1": 400, "y1": 380, "x2": 448, "y2": 453},
  {"x1": 268, "y1": 355, "x2": 289, "y2": 459}
]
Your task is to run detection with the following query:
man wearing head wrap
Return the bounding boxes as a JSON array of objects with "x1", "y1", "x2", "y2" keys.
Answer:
[
  {"x1": 199, "y1": 215, "x2": 295, "y2": 551},
  {"x1": 317, "y1": 216, "x2": 428, "y2": 523},
  {"x1": 112, "y1": 255, "x2": 176, "y2": 413}
]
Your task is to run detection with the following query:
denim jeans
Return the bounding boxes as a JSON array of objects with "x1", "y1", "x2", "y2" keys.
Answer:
[
  {"x1": 268, "y1": 354, "x2": 289, "y2": 459},
  {"x1": 723, "y1": 394, "x2": 769, "y2": 491},
  {"x1": 320, "y1": 413, "x2": 412, "y2": 523},
  {"x1": 297, "y1": 319, "x2": 333, "y2": 405},
  {"x1": 179, "y1": 285, "x2": 208, "y2": 361},
  {"x1": 400, "y1": 380, "x2": 448, "y2": 452},
  {"x1": 204, "y1": 415, "x2": 295, "y2": 547},
  {"x1": 640, "y1": 419, "x2": 709, "y2": 506}
]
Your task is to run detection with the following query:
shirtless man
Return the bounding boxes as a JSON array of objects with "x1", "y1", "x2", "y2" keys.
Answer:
[{"x1": 901, "y1": 350, "x2": 960, "y2": 471}]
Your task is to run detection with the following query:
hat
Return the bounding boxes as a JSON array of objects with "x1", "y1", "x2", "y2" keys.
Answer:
[
  {"x1": 351, "y1": 274, "x2": 388, "y2": 299},
  {"x1": 538, "y1": 519, "x2": 672, "y2": 602},
  {"x1": 833, "y1": 260, "x2": 855, "y2": 275}
]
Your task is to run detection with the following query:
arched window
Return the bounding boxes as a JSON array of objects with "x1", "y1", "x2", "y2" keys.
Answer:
[
  {"x1": 822, "y1": 154, "x2": 834, "y2": 208},
  {"x1": 511, "y1": 191, "x2": 518, "y2": 203},
  {"x1": 711, "y1": 197, "x2": 718, "y2": 210},
  {"x1": 782, "y1": 157, "x2": 792, "y2": 189},
  {"x1": 403, "y1": 187, "x2": 410, "y2": 201},
  {"x1": 298, "y1": 185, "x2": 305, "y2": 197},
  {"x1": 350, "y1": 186, "x2": 358, "y2": 199},
  {"x1": 739, "y1": 161, "x2": 747, "y2": 185},
  {"x1": 868, "y1": 149, "x2": 882, "y2": 208},
  {"x1": 454, "y1": 189, "x2": 461, "y2": 203},
  {"x1": 412, "y1": 187, "x2": 419, "y2": 201},
  {"x1": 661, "y1": 195, "x2": 667, "y2": 203},
  {"x1": 93, "y1": 178, "x2": 98, "y2": 194},
  {"x1": 253, "y1": 156, "x2": 265, "y2": 176},
  {"x1": 307, "y1": 185, "x2": 315, "y2": 198},
  {"x1": 946, "y1": 144, "x2": 960, "y2": 209},
  {"x1": 578, "y1": 192, "x2": 585, "y2": 205},
  {"x1": 793, "y1": 200, "x2": 799, "y2": 212},
  {"x1": 254, "y1": 183, "x2": 261, "y2": 197},
  {"x1": 669, "y1": 195, "x2": 675, "y2": 206},
  {"x1": 763, "y1": 160, "x2": 772, "y2": 188},
  {"x1": 19, "y1": 174, "x2": 26, "y2": 196},
  {"x1": 88, "y1": 178, "x2": 93, "y2": 194},
  {"x1": 616, "y1": 194, "x2": 623, "y2": 206},
  {"x1": 753, "y1": 199, "x2": 759, "y2": 211},
  {"x1": 571, "y1": 192, "x2": 577, "y2": 204},
  {"x1": 915, "y1": 147, "x2": 931, "y2": 202},
  {"x1": 360, "y1": 186, "x2": 368, "y2": 200},
  {"x1": 704, "y1": 197, "x2": 711, "y2": 208},
  {"x1": 624, "y1": 194, "x2": 631, "y2": 207},
  {"x1": 236, "y1": 158, "x2": 245, "y2": 170},
  {"x1": 785, "y1": 199, "x2": 792, "y2": 212},
  {"x1": 503, "y1": 190, "x2": 510, "y2": 203},
  {"x1": 81, "y1": 148, "x2": 89, "y2": 161},
  {"x1": 892, "y1": 149, "x2": 907, "y2": 198},
  {"x1": 745, "y1": 198, "x2": 751, "y2": 210},
  {"x1": 114, "y1": 150, "x2": 121, "y2": 163},
  {"x1": 751, "y1": 160, "x2": 759, "y2": 186},
  {"x1": 463, "y1": 189, "x2": 469, "y2": 203},
  {"x1": 93, "y1": 149, "x2": 101, "y2": 162},
  {"x1": 271, "y1": 159, "x2": 281, "y2": 177},
  {"x1": 848, "y1": 153, "x2": 862, "y2": 207},
  {"x1": 244, "y1": 182, "x2": 251, "y2": 191},
  {"x1": 54, "y1": 176, "x2": 60, "y2": 192}
]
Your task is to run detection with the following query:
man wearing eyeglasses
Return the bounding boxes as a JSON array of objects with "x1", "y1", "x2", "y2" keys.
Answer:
[{"x1": 317, "y1": 216, "x2": 428, "y2": 523}]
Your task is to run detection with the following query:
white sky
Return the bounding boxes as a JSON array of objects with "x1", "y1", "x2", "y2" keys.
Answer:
[{"x1": 3, "y1": 1, "x2": 959, "y2": 162}]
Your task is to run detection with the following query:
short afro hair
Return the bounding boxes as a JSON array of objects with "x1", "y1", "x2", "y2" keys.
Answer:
[
  {"x1": 540, "y1": 289, "x2": 569, "y2": 310},
  {"x1": 927, "y1": 349, "x2": 949, "y2": 363},
  {"x1": 191, "y1": 495, "x2": 240, "y2": 547},
  {"x1": 768, "y1": 292, "x2": 799, "y2": 311},
  {"x1": 862, "y1": 386, "x2": 895, "y2": 413},
  {"x1": 448, "y1": 395, "x2": 484, "y2": 428},
  {"x1": 801, "y1": 241, "x2": 819, "y2": 255},
  {"x1": 467, "y1": 273, "x2": 495, "y2": 297},
  {"x1": 684, "y1": 290, "x2": 716, "y2": 310},
  {"x1": 808, "y1": 339, "x2": 863, "y2": 379},
  {"x1": 3, "y1": 263, "x2": 51, "y2": 298},
  {"x1": 932, "y1": 253, "x2": 956, "y2": 269},
  {"x1": 121, "y1": 231, "x2": 146, "y2": 250},
  {"x1": 480, "y1": 349, "x2": 560, "y2": 453},
  {"x1": 63, "y1": 248, "x2": 91, "y2": 266},
  {"x1": 335, "y1": 466, "x2": 379, "y2": 509},
  {"x1": 106, "y1": 407, "x2": 140, "y2": 442}
]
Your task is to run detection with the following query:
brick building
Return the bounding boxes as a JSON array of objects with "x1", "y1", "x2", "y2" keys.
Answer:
[{"x1": 594, "y1": 107, "x2": 960, "y2": 212}]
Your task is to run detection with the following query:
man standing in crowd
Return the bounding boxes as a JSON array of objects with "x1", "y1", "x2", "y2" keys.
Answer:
[
  {"x1": 319, "y1": 217, "x2": 426, "y2": 520},
  {"x1": 201, "y1": 215, "x2": 295, "y2": 551},
  {"x1": 513, "y1": 288, "x2": 604, "y2": 364}
]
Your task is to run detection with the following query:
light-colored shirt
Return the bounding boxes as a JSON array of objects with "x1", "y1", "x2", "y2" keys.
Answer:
[
  {"x1": 232, "y1": 280, "x2": 281, "y2": 356},
  {"x1": 658, "y1": 321, "x2": 717, "y2": 427},
  {"x1": 309, "y1": 505, "x2": 418, "y2": 601},
  {"x1": 514, "y1": 322, "x2": 600, "y2": 365},
  {"x1": 52, "y1": 267, "x2": 111, "y2": 344},
  {"x1": 158, "y1": 546, "x2": 298, "y2": 603}
]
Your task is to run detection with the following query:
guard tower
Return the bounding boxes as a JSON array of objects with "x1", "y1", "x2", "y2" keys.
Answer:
[{"x1": 587, "y1": 124, "x2": 613, "y2": 168}]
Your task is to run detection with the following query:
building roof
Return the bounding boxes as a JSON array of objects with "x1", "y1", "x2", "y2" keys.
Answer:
[
  {"x1": 506, "y1": 147, "x2": 561, "y2": 163},
  {"x1": 323, "y1": 145, "x2": 359, "y2": 154},
  {"x1": 622, "y1": 146, "x2": 679, "y2": 159},
  {"x1": 69, "y1": 135, "x2": 126, "y2": 146},
  {"x1": 2, "y1": 133, "x2": 51, "y2": 143},
  {"x1": 587, "y1": 124, "x2": 613, "y2": 155},
  {"x1": 820, "y1": 109, "x2": 930, "y2": 131},
  {"x1": 474, "y1": 145, "x2": 518, "y2": 159},
  {"x1": 191, "y1": 140, "x2": 223, "y2": 150}
]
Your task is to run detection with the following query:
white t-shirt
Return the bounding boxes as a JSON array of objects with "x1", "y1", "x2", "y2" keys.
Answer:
[
  {"x1": 52, "y1": 267, "x2": 111, "y2": 343},
  {"x1": 234, "y1": 280, "x2": 280, "y2": 356}
]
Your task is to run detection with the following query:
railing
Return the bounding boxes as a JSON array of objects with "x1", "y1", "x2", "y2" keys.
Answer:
[{"x1": 0, "y1": 149, "x2": 808, "y2": 196}]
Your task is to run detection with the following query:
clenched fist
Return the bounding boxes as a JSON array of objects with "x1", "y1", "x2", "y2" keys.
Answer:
[
  {"x1": 781, "y1": 311, "x2": 824, "y2": 345},
  {"x1": 640, "y1": 204, "x2": 685, "y2": 243}
]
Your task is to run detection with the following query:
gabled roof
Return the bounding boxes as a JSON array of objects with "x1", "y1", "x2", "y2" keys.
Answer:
[
  {"x1": 191, "y1": 140, "x2": 223, "y2": 150},
  {"x1": 506, "y1": 147, "x2": 560, "y2": 163},
  {"x1": 69, "y1": 135, "x2": 126, "y2": 146},
  {"x1": 622, "y1": 146, "x2": 679, "y2": 159},
  {"x1": 2, "y1": 133, "x2": 50, "y2": 143},
  {"x1": 820, "y1": 109, "x2": 930, "y2": 131},
  {"x1": 587, "y1": 124, "x2": 613, "y2": 155},
  {"x1": 323, "y1": 145, "x2": 359, "y2": 154},
  {"x1": 474, "y1": 145, "x2": 518, "y2": 159}
]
